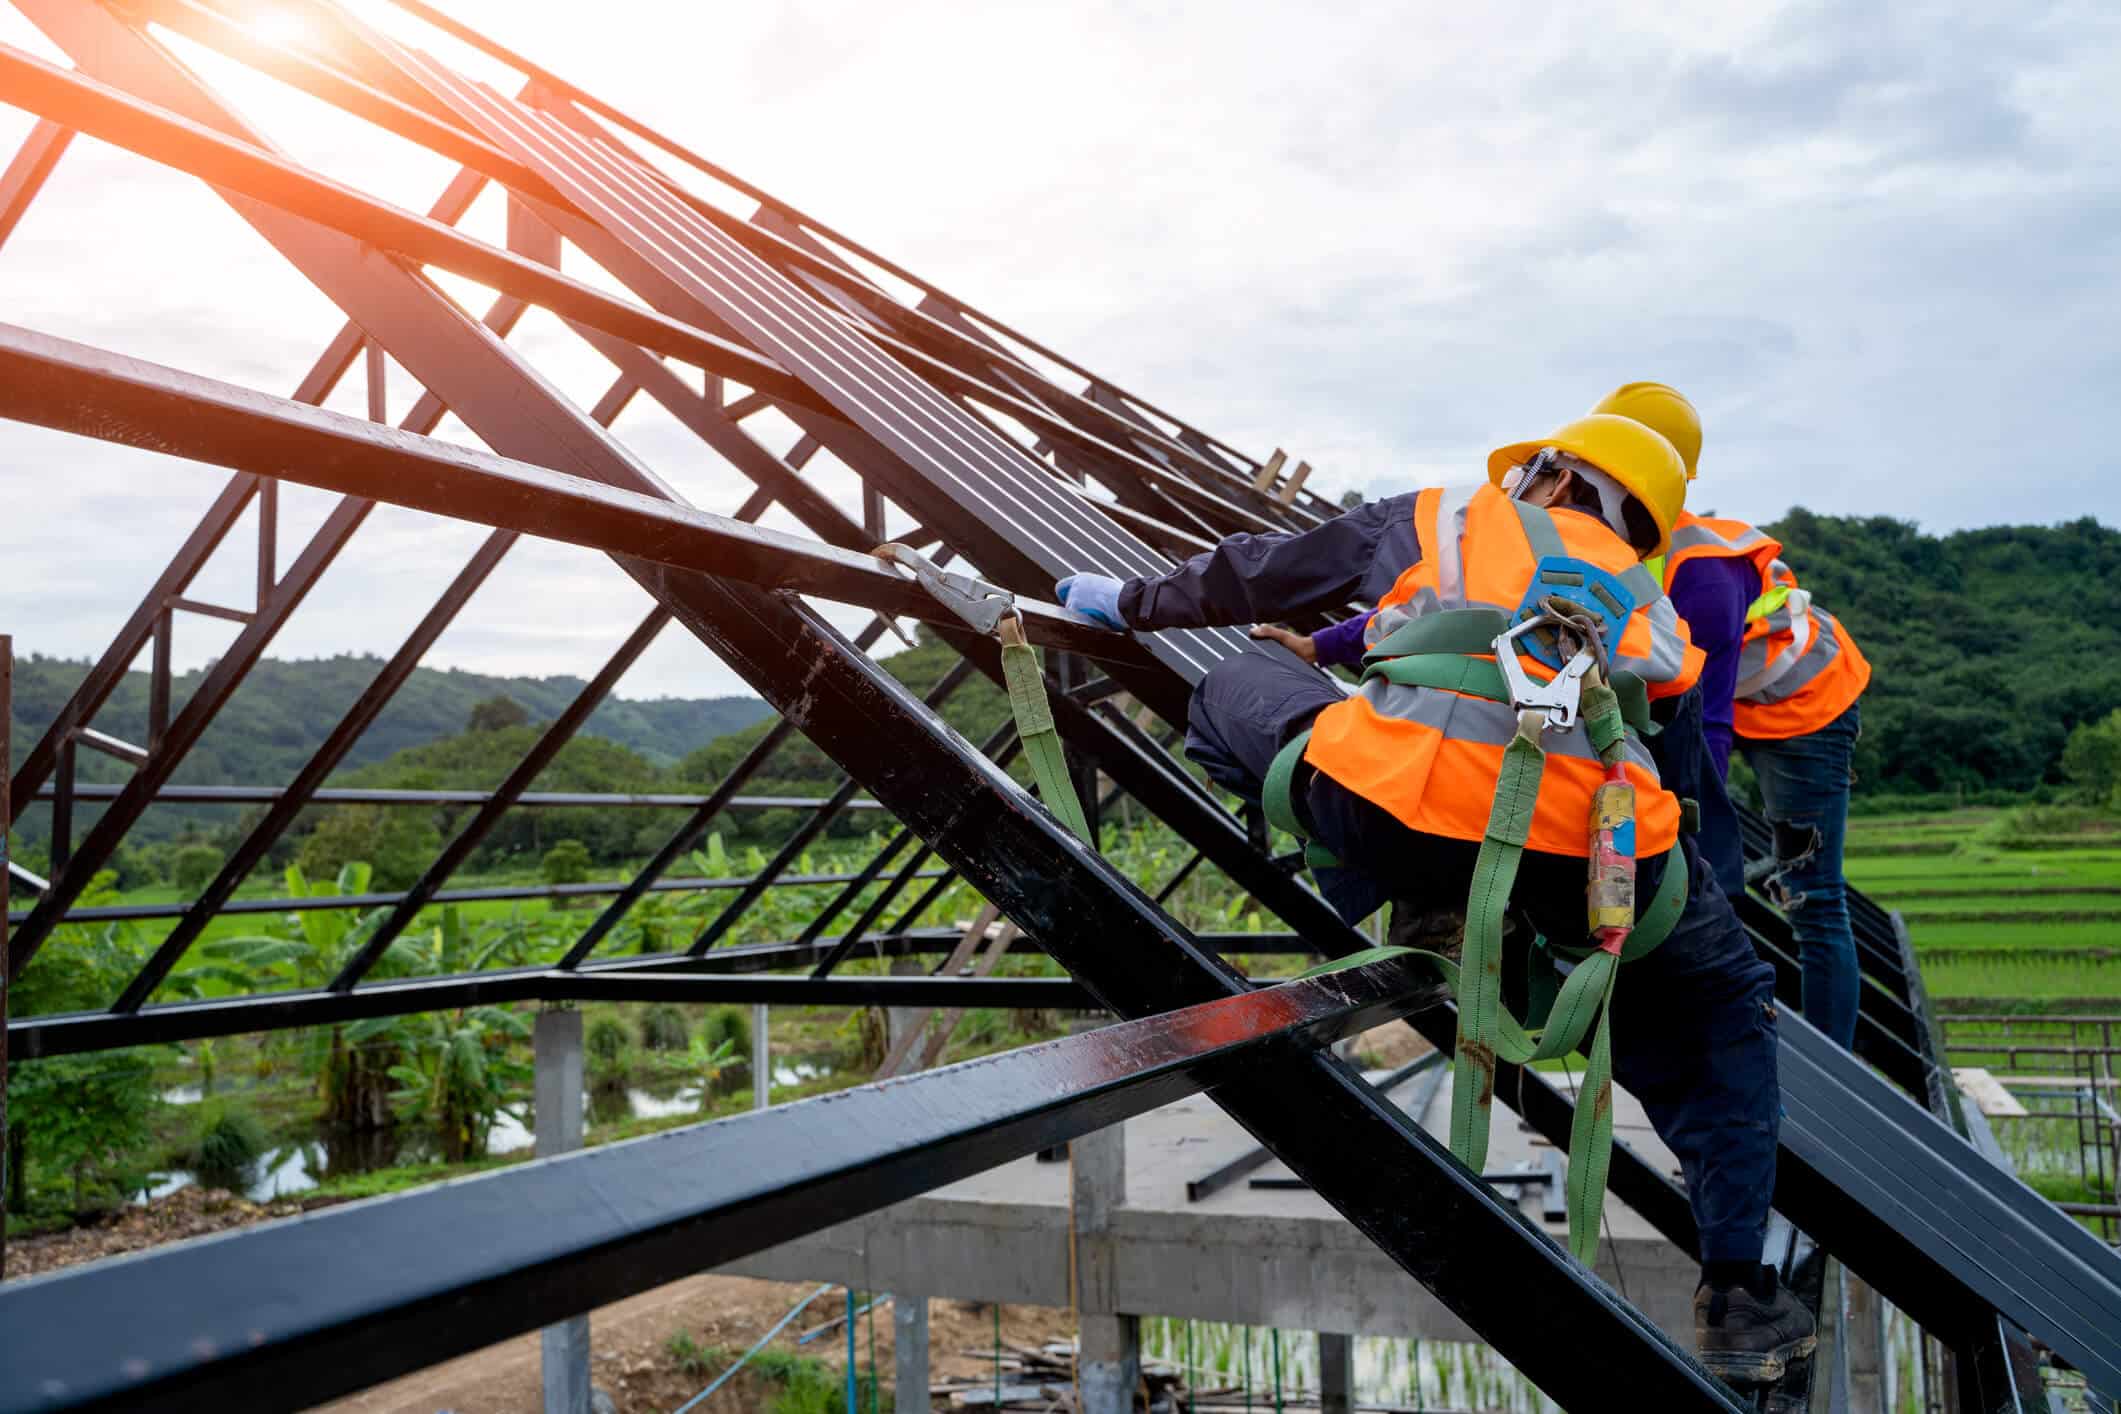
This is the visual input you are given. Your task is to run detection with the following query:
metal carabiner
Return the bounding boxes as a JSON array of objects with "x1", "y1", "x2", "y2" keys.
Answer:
[
  {"x1": 872, "y1": 543, "x2": 1023, "y2": 640},
  {"x1": 1492, "y1": 617, "x2": 1595, "y2": 730}
]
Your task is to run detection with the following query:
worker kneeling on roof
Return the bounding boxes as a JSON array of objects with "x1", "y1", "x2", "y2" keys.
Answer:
[{"x1": 1059, "y1": 413, "x2": 1813, "y2": 1385}]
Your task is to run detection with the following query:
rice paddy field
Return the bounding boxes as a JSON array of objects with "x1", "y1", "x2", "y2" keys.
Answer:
[{"x1": 1845, "y1": 807, "x2": 2121, "y2": 1004}]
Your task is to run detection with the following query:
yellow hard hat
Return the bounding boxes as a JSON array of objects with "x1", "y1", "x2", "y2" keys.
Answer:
[
  {"x1": 1487, "y1": 413, "x2": 1688, "y2": 558},
  {"x1": 1591, "y1": 381, "x2": 1701, "y2": 479}
]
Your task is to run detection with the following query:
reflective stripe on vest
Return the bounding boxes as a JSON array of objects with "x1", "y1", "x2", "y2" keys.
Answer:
[
  {"x1": 1668, "y1": 516, "x2": 1776, "y2": 562},
  {"x1": 1307, "y1": 483, "x2": 1693, "y2": 858},
  {"x1": 1364, "y1": 487, "x2": 1699, "y2": 695},
  {"x1": 1732, "y1": 558, "x2": 1872, "y2": 740}
]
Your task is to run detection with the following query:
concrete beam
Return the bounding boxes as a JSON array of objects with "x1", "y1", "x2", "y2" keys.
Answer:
[{"x1": 713, "y1": 1088, "x2": 1700, "y2": 1346}]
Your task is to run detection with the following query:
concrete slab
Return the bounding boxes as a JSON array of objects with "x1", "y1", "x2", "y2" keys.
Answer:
[{"x1": 718, "y1": 1069, "x2": 1701, "y2": 1345}]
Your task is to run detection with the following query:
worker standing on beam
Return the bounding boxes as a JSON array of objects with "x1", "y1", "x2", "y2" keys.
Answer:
[
  {"x1": 1593, "y1": 382, "x2": 1873, "y2": 1052},
  {"x1": 1057, "y1": 415, "x2": 1814, "y2": 1385}
]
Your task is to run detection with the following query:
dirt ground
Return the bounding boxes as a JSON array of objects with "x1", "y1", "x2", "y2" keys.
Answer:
[
  {"x1": 313, "y1": 1277, "x2": 1076, "y2": 1414},
  {"x1": 2, "y1": 1185, "x2": 331, "y2": 1279}
]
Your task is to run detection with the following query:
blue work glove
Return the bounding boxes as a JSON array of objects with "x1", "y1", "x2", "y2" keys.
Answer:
[{"x1": 1055, "y1": 573, "x2": 1126, "y2": 629}]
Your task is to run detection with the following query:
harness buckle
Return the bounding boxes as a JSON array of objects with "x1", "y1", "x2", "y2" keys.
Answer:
[
  {"x1": 1493, "y1": 617, "x2": 1594, "y2": 730},
  {"x1": 872, "y1": 543, "x2": 1023, "y2": 641}
]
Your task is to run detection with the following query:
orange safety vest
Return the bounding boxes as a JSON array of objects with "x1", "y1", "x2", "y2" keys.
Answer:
[
  {"x1": 1731, "y1": 561, "x2": 1871, "y2": 742},
  {"x1": 1305, "y1": 483, "x2": 1702, "y2": 858},
  {"x1": 1659, "y1": 512, "x2": 1872, "y2": 740},
  {"x1": 1662, "y1": 509, "x2": 1782, "y2": 586}
]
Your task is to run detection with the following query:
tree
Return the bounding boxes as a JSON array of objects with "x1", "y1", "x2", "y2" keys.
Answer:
[
  {"x1": 2062, "y1": 709, "x2": 2121, "y2": 808},
  {"x1": 173, "y1": 843, "x2": 226, "y2": 893},
  {"x1": 7, "y1": 893, "x2": 166, "y2": 1213},
  {"x1": 466, "y1": 694, "x2": 529, "y2": 733},
  {"x1": 541, "y1": 838, "x2": 592, "y2": 899},
  {"x1": 298, "y1": 805, "x2": 443, "y2": 891},
  {"x1": 9, "y1": 1051, "x2": 158, "y2": 1211}
]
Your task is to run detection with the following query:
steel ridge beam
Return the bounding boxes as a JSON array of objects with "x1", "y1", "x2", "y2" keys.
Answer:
[
  {"x1": 0, "y1": 958, "x2": 1425, "y2": 1413},
  {"x1": 0, "y1": 321, "x2": 1150, "y2": 669},
  {"x1": 0, "y1": 41, "x2": 827, "y2": 414},
  {"x1": 639, "y1": 574, "x2": 1736, "y2": 1409}
]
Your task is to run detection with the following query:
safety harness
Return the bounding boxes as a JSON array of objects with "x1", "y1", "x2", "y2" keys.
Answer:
[
  {"x1": 877, "y1": 540, "x2": 1680, "y2": 1262},
  {"x1": 1263, "y1": 563, "x2": 1687, "y2": 1264}
]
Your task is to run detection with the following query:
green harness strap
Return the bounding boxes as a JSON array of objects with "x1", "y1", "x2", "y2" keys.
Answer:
[
  {"x1": 1286, "y1": 671, "x2": 1684, "y2": 1265},
  {"x1": 998, "y1": 627, "x2": 1095, "y2": 844}
]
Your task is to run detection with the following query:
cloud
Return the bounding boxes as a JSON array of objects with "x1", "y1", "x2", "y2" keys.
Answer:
[{"x1": 0, "y1": 0, "x2": 2114, "y2": 695}]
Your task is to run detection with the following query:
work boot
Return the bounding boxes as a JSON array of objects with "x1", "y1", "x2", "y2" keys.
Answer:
[
  {"x1": 1695, "y1": 1266, "x2": 1817, "y2": 1385},
  {"x1": 1386, "y1": 903, "x2": 1464, "y2": 966}
]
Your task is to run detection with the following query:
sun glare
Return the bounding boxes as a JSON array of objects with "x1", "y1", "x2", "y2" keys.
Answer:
[{"x1": 243, "y1": 6, "x2": 317, "y2": 52}]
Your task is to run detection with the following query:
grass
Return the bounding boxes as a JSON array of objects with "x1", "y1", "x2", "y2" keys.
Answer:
[
  {"x1": 1917, "y1": 954, "x2": 2121, "y2": 1000},
  {"x1": 1886, "y1": 900, "x2": 2121, "y2": 926},
  {"x1": 1897, "y1": 920, "x2": 2120, "y2": 950},
  {"x1": 1834, "y1": 809, "x2": 2121, "y2": 1005},
  {"x1": 660, "y1": 1332, "x2": 892, "y2": 1414}
]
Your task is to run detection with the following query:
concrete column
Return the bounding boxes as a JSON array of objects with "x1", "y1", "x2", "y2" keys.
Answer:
[
  {"x1": 1071, "y1": 1121, "x2": 1138, "y2": 1414},
  {"x1": 886, "y1": 957, "x2": 924, "y2": 1058},
  {"x1": 1318, "y1": 1333, "x2": 1353, "y2": 1414},
  {"x1": 754, "y1": 1003, "x2": 770, "y2": 1109},
  {"x1": 894, "y1": 1292, "x2": 929, "y2": 1414},
  {"x1": 535, "y1": 1008, "x2": 591, "y2": 1414}
]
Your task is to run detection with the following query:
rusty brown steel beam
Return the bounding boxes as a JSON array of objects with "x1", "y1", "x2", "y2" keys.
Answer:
[
  {"x1": 2, "y1": 163, "x2": 485, "y2": 818},
  {"x1": 0, "y1": 40, "x2": 829, "y2": 417},
  {"x1": 0, "y1": 117, "x2": 70, "y2": 250},
  {"x1": 369, "y1": 0, "x2": 1299, "y2": 499},
  {"x1": 0, "y1": 322, "x2": 1151, "y2": 665}
]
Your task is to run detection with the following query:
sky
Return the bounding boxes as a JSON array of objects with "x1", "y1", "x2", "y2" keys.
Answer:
[{"x1": 0, "y1": 0, "x2": 2115, "y2": 703}]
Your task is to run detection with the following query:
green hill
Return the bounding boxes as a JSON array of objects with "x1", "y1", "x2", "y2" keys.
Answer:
[
  {"x1": 6, "y1": 653, "x2": 770, "y2": 845},
  {"x1": 1760, "y1": 512, "x2": 2121, "y2": 799}
]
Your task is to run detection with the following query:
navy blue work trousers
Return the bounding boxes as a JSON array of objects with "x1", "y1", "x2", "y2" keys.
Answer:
[
  {"x1": 1740, "y1": 704, "x2": 1862, "y2": 1050},
  {"x1": 1187, "y1": 652, "x2": 1780, "y2": 1266}
]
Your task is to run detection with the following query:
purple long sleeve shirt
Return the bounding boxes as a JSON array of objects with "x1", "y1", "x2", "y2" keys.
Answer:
[
  {"x1": 1665, "y1": 555, "x2": 1755, "y2": 778},
  {"x1": 1311, "y1": 611, "x2": 1375, "y2": 668}
]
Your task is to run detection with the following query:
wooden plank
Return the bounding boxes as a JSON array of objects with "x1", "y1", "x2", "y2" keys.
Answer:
[{"x1": 1953, "y1": 1067, "x2": 2029, "y2": 1117}]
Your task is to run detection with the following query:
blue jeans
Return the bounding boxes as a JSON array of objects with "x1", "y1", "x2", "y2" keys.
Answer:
[
  {"x1": 1740, "y1": 704, "x2": 1861, "y2": 1049},
  {"x1": 1187, "y1": 653, "x2": 1780, "y2": 1264}
]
